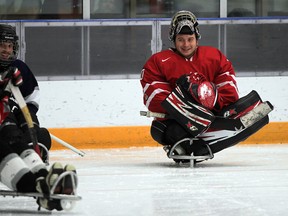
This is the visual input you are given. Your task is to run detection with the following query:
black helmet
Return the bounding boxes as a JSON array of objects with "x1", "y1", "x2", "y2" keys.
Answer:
[
  {"x1": 0, "y1": 24, "x2": 19, "y2": 70},
  {"x1": 169, "y1": 10, "x2": 201, "y2": 42}
]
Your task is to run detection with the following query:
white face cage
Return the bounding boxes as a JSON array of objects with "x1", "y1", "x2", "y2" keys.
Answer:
[{"x1": 169, "y1": 10, "x2": 201, "y2": 41}]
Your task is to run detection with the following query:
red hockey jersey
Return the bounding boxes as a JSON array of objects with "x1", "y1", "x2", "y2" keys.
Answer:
[{"x1": 140, "y1": 46, "x2": 239, "y2": 114}]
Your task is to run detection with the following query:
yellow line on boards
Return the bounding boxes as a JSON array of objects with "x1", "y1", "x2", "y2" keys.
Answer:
[{"x1": 49, "y1": 122, "x2": 288, "y2": 150}]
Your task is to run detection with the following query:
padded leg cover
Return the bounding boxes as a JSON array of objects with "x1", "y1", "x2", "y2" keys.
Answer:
[
  {"x1": 218, "y1": 90, "x2": 263, "y2": 118},
  {"x1": 200, "y1": 116, "x2": 269, "y2": 154},
  {"x1": 199, "y1": 90, "x2": 270, "y2": 153},
  {"x1": 151, "y1": 119, "x2": 189, "y2": 146},
  {"x1": 151, "y1": 90, "x2": 271, "y2": 159},
  {"x1": 161, "y1": 85, "x2": 215, "y2": 137},
  {"x1": 0, "y1": 141, "x2": 35, "y2": 191}
]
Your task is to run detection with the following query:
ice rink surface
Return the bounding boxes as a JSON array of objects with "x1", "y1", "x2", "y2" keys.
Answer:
[{"x1": 1, "y1": 144, "x2": 288, "y2": 216}]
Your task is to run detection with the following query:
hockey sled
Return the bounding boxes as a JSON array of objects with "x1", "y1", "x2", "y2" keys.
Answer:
[
  {"x1": 165, "y1": 138, "x2": 214, "y2": 168},
  {"x1": 141, "y1": 90, "x2": 274, "y2": 168},
  {"x1": 0, "y1": 190, "x2": 81, "y2": 200},
  {"x1": 0, "y1": 189, "x2": 81, "y2": 211},
  {"x1": 0, "y1": 171, "x2": 81, "y2": 211}
]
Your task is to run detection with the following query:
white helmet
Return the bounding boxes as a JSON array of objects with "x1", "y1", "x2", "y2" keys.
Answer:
[{"x1": 169, "y1": 10, "x2": 201, "y2": 41}]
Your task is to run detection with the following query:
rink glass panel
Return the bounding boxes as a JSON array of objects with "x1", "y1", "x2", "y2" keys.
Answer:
[
  {"x1": 1, "y1": 0, "x2": 287, "y2": 20},
  {"x1": 21, "y1": 21, "x2": 288, "y2": 78}
]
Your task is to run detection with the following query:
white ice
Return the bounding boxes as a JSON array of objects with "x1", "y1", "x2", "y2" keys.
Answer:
[{"x1": 1, "y1": 144, "x2": 288, "y2": 216}]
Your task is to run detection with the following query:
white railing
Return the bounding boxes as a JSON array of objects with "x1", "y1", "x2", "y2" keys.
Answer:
[{"x1": 1, "y1": 17, "x2": 287, "y2": 79}]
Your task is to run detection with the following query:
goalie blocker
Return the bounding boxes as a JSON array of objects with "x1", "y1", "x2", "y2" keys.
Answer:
[{"x1": 151, "y1": 85, "x2": 272, "y2": 161}]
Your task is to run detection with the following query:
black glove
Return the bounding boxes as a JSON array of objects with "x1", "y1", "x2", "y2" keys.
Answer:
[
  {"x1": 0, "y1": 67, "x2": 23, "y2": 87},
  {"x1": 176, "y1": 74, "x2": 191, "y2": 91},
  {"x1": 176, "y1": 73, "x2": 217, "y2": 110},
  {"x1": 0, "y1": 67, "x2": 23, "y2": 99},
  {"x1": 11, "y1": 67, "x2": 23, "y2": 86}
]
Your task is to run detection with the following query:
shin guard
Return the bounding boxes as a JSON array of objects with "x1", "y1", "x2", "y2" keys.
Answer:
[
  {"x1": 20, "y1": 149, "x2": 46, "y2": 174},
  {"x1": 0, "y1": 153, "x2": 31, "y2": 190},
  {"x1": 200, "y1": 90, "x2": 272, "y2": 153}
]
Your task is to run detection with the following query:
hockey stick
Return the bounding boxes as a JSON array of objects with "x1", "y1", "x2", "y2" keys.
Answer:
[
  {"x1": 140, "y1": 101, "x2": 274, "y2": 130},
  {"x1": 50, "y1": 133, "x2": 86, "y2": 157},
  {"x1": 8, "y1": 83, "x2": 85, "y2": 157},
  {"x1": 8, "y1": 82, "x2": 41, "y2": 155}
]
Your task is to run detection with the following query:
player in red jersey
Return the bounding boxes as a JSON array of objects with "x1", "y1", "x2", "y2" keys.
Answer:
[{"x1": 140, "y1": 10, "x2": 272, "y2": 164}]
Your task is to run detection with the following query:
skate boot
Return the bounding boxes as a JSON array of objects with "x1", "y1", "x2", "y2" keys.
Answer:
[
  {"x1": 62, "y1": 164, "x2": 78, "y2": 195},
  {"x1": 36, "y1": 162, "x2": 64, "y2": 211}
]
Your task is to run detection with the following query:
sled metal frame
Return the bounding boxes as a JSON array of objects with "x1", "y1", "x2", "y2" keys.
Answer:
[{"x1": 167, "y1": 138, "x2": 214, "y2": 168}]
